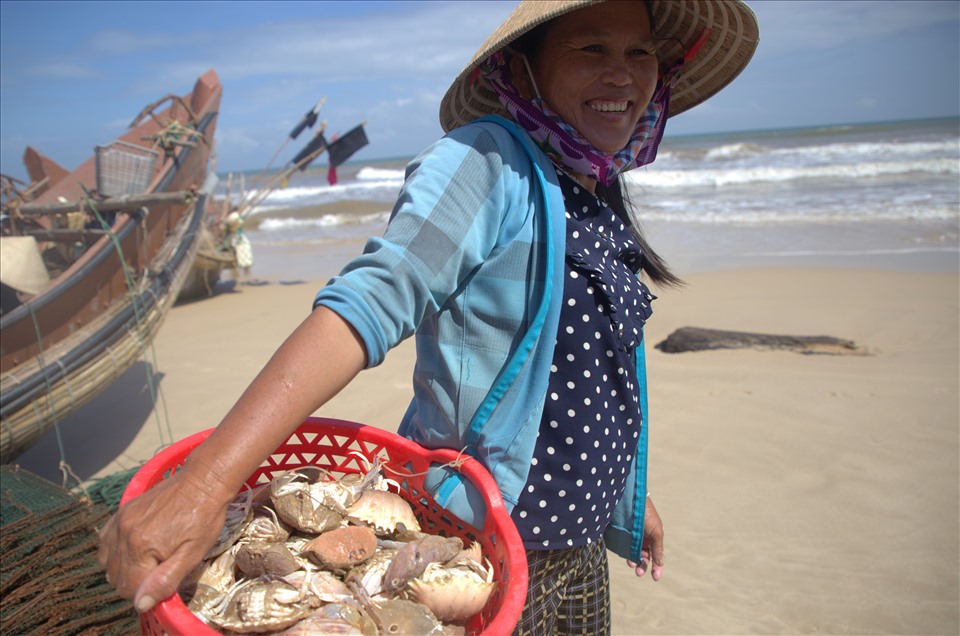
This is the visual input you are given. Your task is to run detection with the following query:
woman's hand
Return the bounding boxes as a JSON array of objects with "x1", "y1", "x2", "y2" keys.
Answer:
[
  {"x1": 627, "y1": 495, "x2": 664, "y2": 581},
  {"x1": 97, "y1": 462, "x2": 232, "y2": 613}
]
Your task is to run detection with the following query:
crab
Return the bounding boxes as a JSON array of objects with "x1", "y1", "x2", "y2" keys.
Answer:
[
  {"x1": 346, "y1": 489, "x2": 421, "y2": 537},
  {"x1": 235, "y1": 540, "x2": 300, "y2": 578},
  {"x1": 406, "y1": 558, "x2": 497, "y2": 624},
  {"x1": 274, "y1": 600, "x2": 378, "y2": 636},
  {"x1": 210, "y1": 576, "x2": 321, "y2": 634},
  {"x1": 345, "y1": 547, "x2": 398, "y2": 601},
  {"x1": 347, "y1": 577, "x2": 445, "y2": 636},
  {"x1": 238, "y1": 505, "x2": 291, "y2": 544},
  {"x1": 205, "y1": 485, "x2": 257, "y2": 558},
  {"x1": 184, "y1": 548, "x2": 239, "y2": 618},
  {"x1": 210, "y1": 567, "x2": 354, "y2": 634},
  {"x1": 299, "y1": 525, "x2": 378, "y2": 571},
  {"x1": 270, "y1": 459, "x2": 385, "y2": 534},
  {"x1": 381, "y1": 534, "x2": 463, "y2": 595},
  {"x1": 270, "y1": 468, "x2": 345, "y2": 534}
]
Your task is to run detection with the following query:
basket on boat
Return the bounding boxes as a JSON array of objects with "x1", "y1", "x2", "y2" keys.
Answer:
[
  {"x1": 95, "y1": 140, "x2": 159, "y2": 197},
  {"x1": 121, "y1": 417, "x2": 528, "y2": 636}
]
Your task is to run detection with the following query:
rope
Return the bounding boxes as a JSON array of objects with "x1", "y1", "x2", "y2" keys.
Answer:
[
  {"x1": 84, "y1": 190, "x2": 145, "y2": 325},
  {"x1": 24, "y1": 299, "x2": 75, "y2": 489},
  {"x1": 147, "y1": 120, "x2": 203, "y2": 153},
  {"x1": 379, "y1": 446, "x2": 473, "y2": 480},
  {"x1": 59, "y1": 461, "x2": 88, "y2": 500},
  {"x1": 82, "y1": 189, "x2": 176, "y2": 455},
  {"x1": 84, "y1": 466, "x2": 142, "y2": 511},
  {"x1": 140, "y1": 291, "x2": 175, "y2": 452},
  {"x1": 54, "y1": 358, "x2": 79, "y2": 410}
]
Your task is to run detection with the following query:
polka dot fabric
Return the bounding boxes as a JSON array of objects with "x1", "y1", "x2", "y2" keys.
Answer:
[{"x1": 512, "y1": 168, "x2": 656, "y2": 550}]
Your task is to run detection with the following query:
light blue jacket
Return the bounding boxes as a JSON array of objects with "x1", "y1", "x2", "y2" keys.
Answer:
[{"x1": 315, "y1": 115, "x2": 648, "y2": 561}]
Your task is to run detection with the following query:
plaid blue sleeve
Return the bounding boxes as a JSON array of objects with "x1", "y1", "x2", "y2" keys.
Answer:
[{"x1": 313, "y1": 125, "x2": 520, "y2": 367}]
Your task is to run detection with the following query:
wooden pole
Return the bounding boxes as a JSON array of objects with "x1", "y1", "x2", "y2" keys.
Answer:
[{"x1": 18, "y1": 190, "x2": 195, "y2": 217}]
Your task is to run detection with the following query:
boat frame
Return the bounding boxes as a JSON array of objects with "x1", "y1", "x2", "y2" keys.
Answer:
[{"x1": 0, "y1": 70, "x2": 223, "y2": 463}]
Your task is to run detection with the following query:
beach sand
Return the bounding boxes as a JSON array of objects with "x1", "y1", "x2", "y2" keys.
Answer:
[{"x1": 14, "y1": 255, "x2": 959, "y2": 634}]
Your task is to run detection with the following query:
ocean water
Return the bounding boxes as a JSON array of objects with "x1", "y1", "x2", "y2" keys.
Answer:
[{"x1": 221, "y1": 117, "x2": 959, "y2": 279}]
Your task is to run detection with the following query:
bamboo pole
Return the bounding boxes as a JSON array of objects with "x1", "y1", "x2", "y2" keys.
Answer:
[
  {"x1": 237, "y1": 142, "x2": 330, "y2": 217},
  {"x1": 19, "y1": 191, "x2": 195, "y2": 217}
]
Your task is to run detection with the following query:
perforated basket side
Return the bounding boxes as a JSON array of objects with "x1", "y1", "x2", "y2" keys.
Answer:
[{"x1": 123, "y1": 418, "x2": 527, "y2": 636}]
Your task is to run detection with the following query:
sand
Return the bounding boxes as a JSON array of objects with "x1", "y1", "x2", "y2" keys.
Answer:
[{"x1": 14, "y1": 258, "x2": 959, "y2": 635}]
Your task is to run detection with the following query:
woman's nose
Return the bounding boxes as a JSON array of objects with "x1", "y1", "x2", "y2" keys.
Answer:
[{"x1": 599, "y1": 55, "x2": 632, "y2": 86}]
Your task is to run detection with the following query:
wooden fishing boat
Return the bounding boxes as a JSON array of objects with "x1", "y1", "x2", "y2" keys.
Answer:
[{"x1": 0, "y1": 70, "x2": 223, "y2": 463}]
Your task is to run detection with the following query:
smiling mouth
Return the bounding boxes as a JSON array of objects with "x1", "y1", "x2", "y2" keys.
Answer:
[{"x1": 590, "y1": 101, "x2": 629, "y2": 113}]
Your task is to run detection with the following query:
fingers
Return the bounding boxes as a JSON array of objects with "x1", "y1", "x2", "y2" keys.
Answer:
[
  {"x1": 97, "y1": 515, "x2": 128, "y2": 594},
  {"x1": 626, "y1": 553, "x2": 655, "y2": 578},
  {"x1": 97, "y1": 474, "x2": 225, "y2": 610},
  {"x1": 134, "y1": 548, "x2": 200, "y2": 613},
  {"x1": 98, "y1": 508, "x2": 162, "y2": 601},
  {"x1": 648, "y1": 540, "x2": 665, "y2": 582},
  {"x1": 647, "y1": 553, "x2": 664, "y2": 581}
]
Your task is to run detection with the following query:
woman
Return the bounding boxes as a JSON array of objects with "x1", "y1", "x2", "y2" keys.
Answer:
[{"x1": 99, "y1": 1, "x2": 759, "y2": 633}]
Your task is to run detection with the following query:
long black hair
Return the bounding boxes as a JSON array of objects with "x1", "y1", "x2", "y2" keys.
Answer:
[{"x1": 597, "y1": 180, "x2": 683, "y2": 288}]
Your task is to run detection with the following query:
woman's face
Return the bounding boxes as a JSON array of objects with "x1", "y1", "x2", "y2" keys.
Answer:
[{"x1": 512, "y1": 1, "x2": 659, "y2": 154}]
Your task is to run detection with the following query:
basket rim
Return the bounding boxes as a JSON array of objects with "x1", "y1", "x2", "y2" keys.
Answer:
[{"x1": 121, "y1": 416, "x2": 529, "y2": 636}]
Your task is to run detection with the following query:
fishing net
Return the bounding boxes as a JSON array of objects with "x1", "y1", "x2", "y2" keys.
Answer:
[
  {"x1": 84, "y1": 465, "x2": 142, "y2": 511},
  {"x1": 0, "y1": 465, "x2": 139, "y2": 635}
]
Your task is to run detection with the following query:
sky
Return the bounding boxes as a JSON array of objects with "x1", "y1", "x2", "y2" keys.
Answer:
[{"x1": 1, "y1": 0, "x2": 958, "y2": 181}]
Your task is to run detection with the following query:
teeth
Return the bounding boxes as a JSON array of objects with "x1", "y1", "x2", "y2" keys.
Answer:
[{"x1": 591, "y1": 102, "x2": 627, "y2": 113}]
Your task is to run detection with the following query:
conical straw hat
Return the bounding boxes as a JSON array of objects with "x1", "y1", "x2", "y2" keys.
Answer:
[
  {"x1": 439, "y1": 0, "x2": 760, "y2": 132},
  {"x1": 0, "y1": 236, "x2": 50, "y2": 295}
]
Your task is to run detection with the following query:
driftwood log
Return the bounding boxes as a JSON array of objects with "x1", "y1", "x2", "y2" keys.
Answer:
[{"x1": 655, "y1": 327, "x2": 864, "y2": 355}]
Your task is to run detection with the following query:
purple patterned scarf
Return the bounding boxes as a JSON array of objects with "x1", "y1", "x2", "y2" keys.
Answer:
[{"x1": 477, "y1": 50, "x2": 672, "y2": 187}]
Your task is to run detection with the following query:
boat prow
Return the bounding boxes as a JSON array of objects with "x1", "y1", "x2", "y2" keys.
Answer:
[{"x1": 0, "y1": 70, "x2": 223, "y2": 464}]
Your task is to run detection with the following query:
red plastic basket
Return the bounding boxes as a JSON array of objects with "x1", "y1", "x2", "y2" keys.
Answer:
[{"x1": 121, "y1": 417, "x2": 528, "y2": 636}]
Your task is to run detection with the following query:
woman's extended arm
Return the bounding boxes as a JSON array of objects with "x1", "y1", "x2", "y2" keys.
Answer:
[{"x1": 97, "y1": 305, "x2": 367, "y2": 613}]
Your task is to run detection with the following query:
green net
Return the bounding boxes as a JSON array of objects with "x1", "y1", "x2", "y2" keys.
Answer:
[
  {"x1": 84, "y1": 465, "x2": 142, "y2": 512},
  {"x1": 0, "y1": 466, "x2": 139, "y2": 635}
]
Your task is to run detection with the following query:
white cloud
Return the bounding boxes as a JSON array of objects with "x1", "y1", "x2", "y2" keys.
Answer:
[
  {"x1": 150, "y1": 3, "x2": 511, "y2": 84},
  {"x1": 750, "y1": 0, "x2": 959, "y2": 57}
]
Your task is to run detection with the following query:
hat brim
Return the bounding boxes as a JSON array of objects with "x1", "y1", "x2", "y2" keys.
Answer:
[{"x1": 439, "y1": 0, "x2": 760, "y2": 133}]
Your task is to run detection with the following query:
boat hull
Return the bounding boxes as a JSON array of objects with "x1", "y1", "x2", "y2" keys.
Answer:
[{"x1": 0, "y1": 71, "x2": 222, "y2": 463}]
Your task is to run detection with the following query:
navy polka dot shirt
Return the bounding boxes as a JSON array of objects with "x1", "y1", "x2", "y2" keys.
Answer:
[{"x1": 511, "y1": 168, "x2": 655, "y2": 550}]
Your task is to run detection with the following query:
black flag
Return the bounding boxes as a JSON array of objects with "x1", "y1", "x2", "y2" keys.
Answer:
[
  {"x1": 326, "y1": 124, "x2": 369, "y2": 168},
  {"x1": 288, "y1": 101, "x2": 323, "y2": 140},
  {"x1": 291, "y1": 129, "x2": 328, "y2": 171}
]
